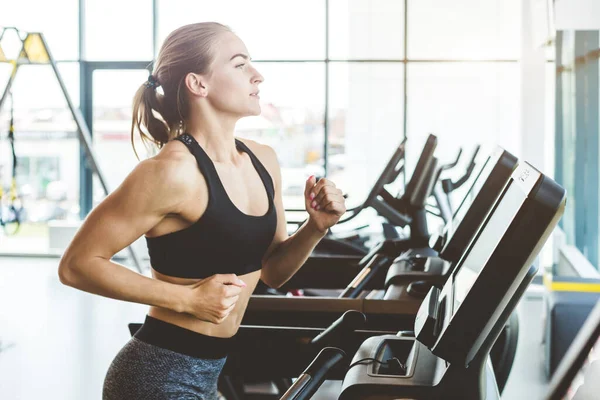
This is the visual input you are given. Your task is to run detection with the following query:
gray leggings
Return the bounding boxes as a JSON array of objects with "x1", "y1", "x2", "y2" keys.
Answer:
[{"x1": 103, "y1": 316, "x2": 232, "y2": 400}]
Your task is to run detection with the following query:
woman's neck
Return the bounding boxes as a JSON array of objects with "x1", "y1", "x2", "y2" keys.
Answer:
[{"x1": 186, "y1": 113, "x2": 240, "y2": 164}]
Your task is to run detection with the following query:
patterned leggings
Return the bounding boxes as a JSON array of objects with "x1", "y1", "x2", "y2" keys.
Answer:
[{"x1": 103, "y1": 316, "x2": 232, "y2": 400}]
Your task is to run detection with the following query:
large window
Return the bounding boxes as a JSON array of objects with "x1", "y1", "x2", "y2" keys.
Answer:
[
  {"x1": 406, "y1": 63, "x2": 521, "y2": 165},
  {"x1": 0, "y1": 0, "x2": 79, "y2": 61},
  {"x1": 91, "y1": 69, "x2": 150, "y2": 205},
  {"x1": 329, "y1": 0, "x2": 405, "y2": 60},
  {"x1": 555, "y1": 30, "x2": 600, "y2": 268},
  {"x1": 0, "y1": 0, "x2": 524, "y2": 253},
  {"x1": 157, "y1": 0, "x2": 326, "y2": 60},
  {"x1": 329, "y1": 63, "x2": 404, "y2": 207},
  {"x1": 0, "y1": 61, "x2": 81, "y2": 253},
  {"x1": 84, "y1": 0, "x2": 153, "y2": 61},
  {"x1": 408, "y1": 0, "x2": 521, "y2": 60}
]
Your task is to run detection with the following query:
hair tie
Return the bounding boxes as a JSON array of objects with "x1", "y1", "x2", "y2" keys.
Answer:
[{"x1": 145, "y1": 75, "x2": 160, "y2": 89}]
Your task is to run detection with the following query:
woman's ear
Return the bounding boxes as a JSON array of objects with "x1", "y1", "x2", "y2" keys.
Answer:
[{"x1": 184, "y1": 73, "x2": 208, "y2": 98}]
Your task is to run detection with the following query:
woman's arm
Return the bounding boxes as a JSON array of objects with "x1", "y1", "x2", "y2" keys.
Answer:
[{"x1": 58, "y1": 156, "x2": 195, "y2": 313}]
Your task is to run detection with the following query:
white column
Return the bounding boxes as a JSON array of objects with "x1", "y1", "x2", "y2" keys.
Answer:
[{"x1": 520, "y1": 0, "x2": 549, "y2": 173}]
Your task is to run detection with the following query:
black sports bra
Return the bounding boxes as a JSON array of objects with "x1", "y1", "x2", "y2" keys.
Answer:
[{"x1": 145, "y1": 133, "x2": 278, "y2": 279}]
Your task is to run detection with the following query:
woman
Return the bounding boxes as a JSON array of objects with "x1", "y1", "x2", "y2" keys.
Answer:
[{"x1": 58, "y1": 22, "x2": 346, "y2": 400}]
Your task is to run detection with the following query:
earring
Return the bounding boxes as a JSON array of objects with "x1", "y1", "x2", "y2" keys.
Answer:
[{"x1": 177, "y1": 120, "x2": 184, "y2": 135}]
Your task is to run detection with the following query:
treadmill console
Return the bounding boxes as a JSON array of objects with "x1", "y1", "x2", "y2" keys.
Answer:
[
  {"x1": 416, "y1": 163, "x2": 566, "y2": 366},
  {"x1": 439, "y1": 147, "x2": 518, "y2": 263},
  {"x1": 340, "y1": 162, "x2": 565, "y2": 400}
]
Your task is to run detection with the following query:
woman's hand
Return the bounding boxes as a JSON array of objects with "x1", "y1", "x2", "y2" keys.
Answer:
[
  {"x1": 184, "y1": 274, "x2": 247, "y2": 324},
  {"x1": 304, "y1": 175, "x2": 347, "y2": 234}
]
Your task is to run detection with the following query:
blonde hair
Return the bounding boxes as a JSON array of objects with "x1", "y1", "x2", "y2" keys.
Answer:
[{"x1": 131, "y1": 22, "x2": 232, "y2": 158}]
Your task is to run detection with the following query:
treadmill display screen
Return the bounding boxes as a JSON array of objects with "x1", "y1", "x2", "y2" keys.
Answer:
[
  {"x1": 453, "y1": 180, "x2": 526, "y2": 311},
  {"x1": 564, "y1": 338, "x2": 600, "y2": 399}
]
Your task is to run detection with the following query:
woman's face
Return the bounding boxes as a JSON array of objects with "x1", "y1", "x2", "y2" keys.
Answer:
[{"x1": 204, "y1": 32, "x2": 264, "y2": 118}]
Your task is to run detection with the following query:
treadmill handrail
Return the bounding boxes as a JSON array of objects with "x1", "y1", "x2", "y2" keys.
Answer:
[
  {"x1": 441, "y1": 148, "x2": 463, "y2": 171},
  {"x1": 364, "y1": 139, "x2": 408, "y2": 208},
  {"x1": 280, "y1": 347, "x2": 346, "y2": 400},
  {"x1": 443, "y1": 145, "x2": 482, "y2": 194},
  {"x1": 310, "y1": 310, "x2": 367, "y2": 346}
]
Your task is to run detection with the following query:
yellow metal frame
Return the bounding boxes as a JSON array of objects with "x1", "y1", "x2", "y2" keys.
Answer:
[
  {"x1": 0, "y1": 28, "x2": 50, "y2": 64},
  {"x1": 544, "y1": 271, "x2": 600, "y2": 293}
]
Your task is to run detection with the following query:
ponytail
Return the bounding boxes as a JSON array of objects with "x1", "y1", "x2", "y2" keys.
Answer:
[
  {"x1": 130, "y1": 81, "x2": 171, "y2": 160},
  {"x1": 130, "y1": 22, "x2": 232, "y2": 159}
]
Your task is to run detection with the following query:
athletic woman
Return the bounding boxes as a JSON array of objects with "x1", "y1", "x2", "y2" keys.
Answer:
[{"x1": 58, "y1": 22, "x2": 346, "y2": 400}]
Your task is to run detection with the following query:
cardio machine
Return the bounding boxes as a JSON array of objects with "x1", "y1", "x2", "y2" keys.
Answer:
[
  {"x1": 236, "y1": 146, "x2": 519, "y2": 396},
  {"x1": 338, "y1": 161, "x2": 566, "y2": 399},
  {"x1": 292, "y1": 134, "x2": 478, "y2": 259},
  {"x1": 217, "y1": 161, "x2": 565, "y2": 400},
  {"x1": 247, "y1": 146, "x2": 518, "y2": 316}
]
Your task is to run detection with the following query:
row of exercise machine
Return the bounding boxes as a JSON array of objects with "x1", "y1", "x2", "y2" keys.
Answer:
[{"x1": 128, "y1": 134, "x2": 580, "y2": 399}]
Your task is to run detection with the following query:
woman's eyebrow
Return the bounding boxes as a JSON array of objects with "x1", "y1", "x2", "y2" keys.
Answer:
[{"x1": 230, "y1": 53, "x2": 251, "y2": 61}]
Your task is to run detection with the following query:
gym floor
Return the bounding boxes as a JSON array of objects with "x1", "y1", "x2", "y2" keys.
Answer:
[{"x1": 0, "y1": 257, "x2": 549, "y2": 399}]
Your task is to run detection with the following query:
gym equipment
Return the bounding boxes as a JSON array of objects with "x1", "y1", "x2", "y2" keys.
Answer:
[
  {"x1": 193, "y1": 161, "x2": 563, "y2": 399},
  {"x1": 309, "y1": 134, "x2": 437, "y2": 257},
  {"x1": 545, "y1": 297, "x2": 600, "y2": 400},
  {"x1": 0, "y1": 27, "x2": 143, "y2": 271},
  {"x1": 253, "y1": 134, "x2": 441, "y2": 295},
  {"x1": 256, "y1": 147, "x2": 517, "y2": 306},
  {"x1": 0, "y1": 90, "x2": 23, "y2": 235},
  {"x1": 339, "y1": 162, "x2": 566, "y2": 399},
  {"x1": 384, "y1": 146, "x2": 519, "y2": 289},
  {"x1": 233, "y1": 148, "x2": 519, "y2": 396},
  {"x1": 428, "y1": 145, "x2": 481, "y2": 224}
]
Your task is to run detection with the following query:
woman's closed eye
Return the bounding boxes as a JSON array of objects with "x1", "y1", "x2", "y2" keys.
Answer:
[{"x1": 236, "y1": 63, "x2": 246, "y2": 69}]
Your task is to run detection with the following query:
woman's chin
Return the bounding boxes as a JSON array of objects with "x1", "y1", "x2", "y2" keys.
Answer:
[{"x1": 249, "y1": 106, "x2": 262, "y2": 117}]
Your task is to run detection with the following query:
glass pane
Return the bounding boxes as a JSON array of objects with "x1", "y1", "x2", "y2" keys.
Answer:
[
  {"x1": 6, "y1": 63, "x2": 80, "y2": 111},
  {"x1": 0, "y1": 65, "x2": 81, "y2": 253},
  {"x1": 545, "y1": 61, "x2": 555, "y2": 179},
  {"x1": 328, "y1": 63, "x2": 404, "y2": 209},
  {"x1": 85, "y1": 0, "x2": 153, "y2": 61},
  {"x1": 407, "y1": 62, "x2": 520, "y2": 174},
  {"x1": 560, "y1": 33, "x2": 576, "y2": 245},
  {"x1": 0, "y1": 0, "x2": 79, "y2": 60},
  {"x1": 408, "y1": 0, "x2": 521, "y2": 60},
  {"x1": 92, "y1": 70, "x2": 149, "y2": 205},
  {"x1": 237, "y1": 63, "x2": 325, "y2": 209},
  {"x1": 157, "y1": 0, "x2": 325, "y2": 60},
  {"x1": 329, "y1": 0, "x2": 405, "y2": 59}
]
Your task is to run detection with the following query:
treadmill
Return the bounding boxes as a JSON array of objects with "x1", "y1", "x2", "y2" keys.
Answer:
[
  {"x1": 252, "y1": 146, "x2": 518, "y2": 313},
  {"x1": 339, "y1": 161, "x2": 566, "y2": 399},
  {"x1": 383, "y1": 145, "x2": 520, "y2": 292},
  {"x1": 241, "y1": 147, "x2": 520, "y2": 395},
  {"x1": 253, "y1": 134, "x2": 440, "y2": 296},
  {"x1": 315, "y1": 133, "x2": 439, "y2": 255},
  {"x1": 545, "y1": 297, "x2": 600, "y2": 400},
  {"x1": 213, "y1": 161, "x2": 564, "y2": 400}
]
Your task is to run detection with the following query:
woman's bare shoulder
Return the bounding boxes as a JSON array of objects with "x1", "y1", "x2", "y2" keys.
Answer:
[{"x1": 120, "y1": 140, "x2": 198, "y2": 206}]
